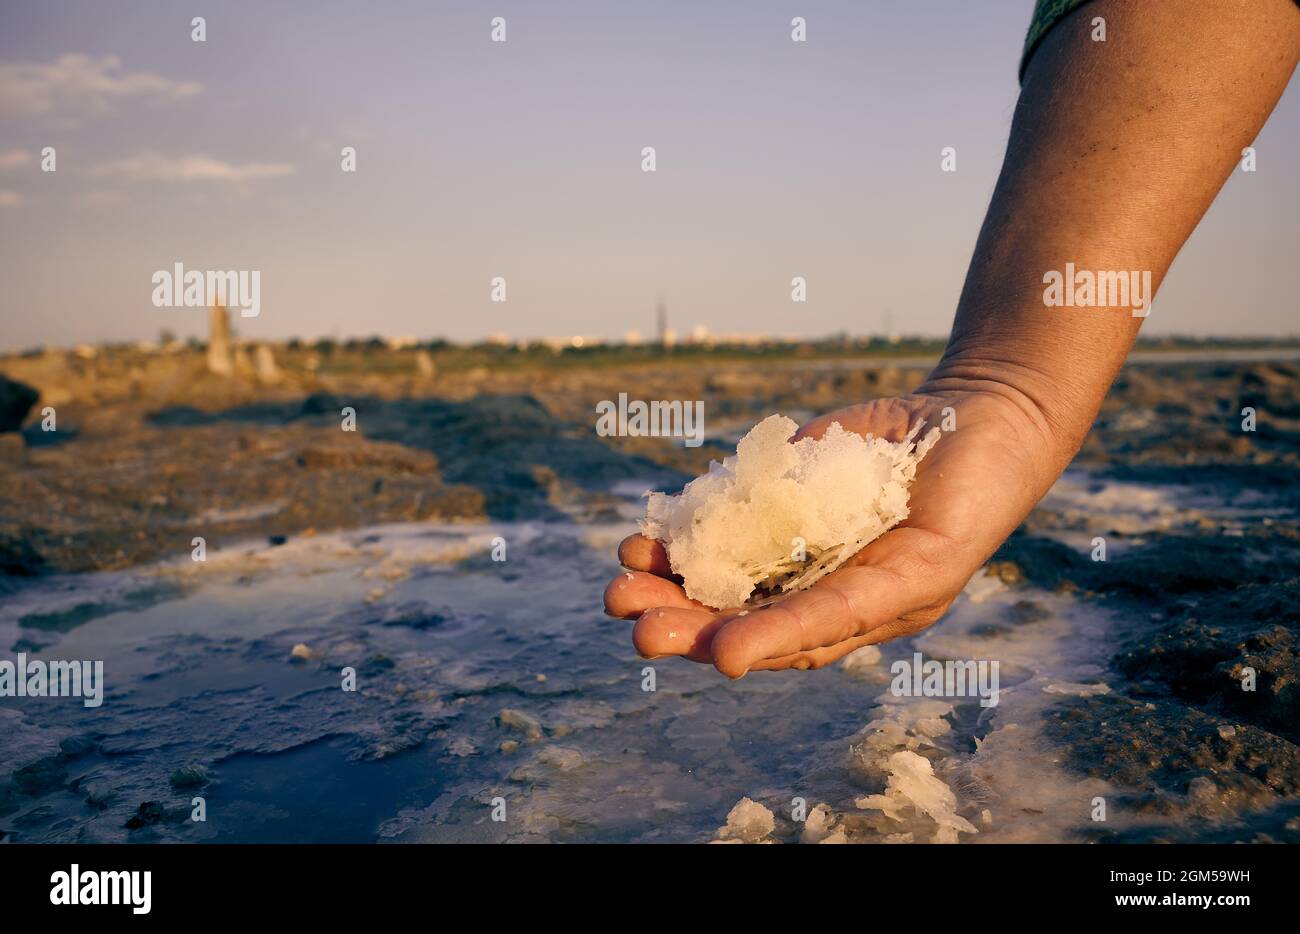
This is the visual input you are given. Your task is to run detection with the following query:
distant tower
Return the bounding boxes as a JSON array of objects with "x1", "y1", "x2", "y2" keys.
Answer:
[
  {"x1": 207, "y1": 301, "x2": 233, "y2": 375},
  {"x1": 884, "y1": 305, "x2": 900, "y2": 344},
  {"x1": 655, "y1": 297, "x2": 667, "y2": 345}
]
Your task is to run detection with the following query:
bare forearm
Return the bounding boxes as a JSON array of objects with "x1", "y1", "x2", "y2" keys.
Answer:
[{"x1": 922, "y1": 0, "x2": 1300, "y2": 469}]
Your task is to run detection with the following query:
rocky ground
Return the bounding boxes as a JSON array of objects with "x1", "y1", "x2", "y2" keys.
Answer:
[
  {"x1": 2, "y1": 347, "x2": 1295, "y2": 575},
  {"x1": 0, "y1": 346, "x2": 932, "y2": 574}
]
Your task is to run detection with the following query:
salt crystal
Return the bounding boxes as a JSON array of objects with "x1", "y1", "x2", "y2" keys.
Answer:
[
  {"x1": 800, "y1": 803, "x2": 838, "y2": 844},
  {"x1": 716, "y1": 796, "x2": 776, "y2": 843},
  {"x1": 855, "y1": 750, "x2": 977, "y2": 840},
  {"x1": 840, "y1": 644, "x2": 883, "y2": 674},
  {"x1": 641, "y1": 414, "x2": 940, "y2": 608},
  {"x1": 1042, "y1": 681, "x2": 1110, "y2": 697}
]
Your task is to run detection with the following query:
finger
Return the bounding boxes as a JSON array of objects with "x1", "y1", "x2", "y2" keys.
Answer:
[
  {"x1": 710, "y1": 566, "x2": 911, "y2": 678},
  {"x1": 617, "y1": 534, "x2": 677, "y2": 578},
  {"x1": 747, "y1": 614, "x2": 928, "y2": 671},
  {"x1": 632, "y1": 607, "x2": 728, "y2": 662},
  {"x1": 749, "y1": 632, "x2": 881, "y2": 672},
  {"x1": 603, "y1": 570, "x2": 706, "y2": 619},
  {"x1": 792, "y1": 406, "x2": 871, "y2": 442},
  {"x1": 792, "y1": 399, "x2": 918, "y2": 444}
]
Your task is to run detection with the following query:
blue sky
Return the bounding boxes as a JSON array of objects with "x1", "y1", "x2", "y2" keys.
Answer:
[{"x1": 1, "y1": 0, "x2": 1296, "y2": 349}]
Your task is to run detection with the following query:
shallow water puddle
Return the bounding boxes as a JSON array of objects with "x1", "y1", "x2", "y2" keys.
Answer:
[{"x1": 0, "y1": 471, "x2": 1288, "y2": 842}]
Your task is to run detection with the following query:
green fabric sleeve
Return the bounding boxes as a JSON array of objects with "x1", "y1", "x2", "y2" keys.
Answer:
[{"x1": 1020, "y1": 0, "x2": 1097, "y2": 83}]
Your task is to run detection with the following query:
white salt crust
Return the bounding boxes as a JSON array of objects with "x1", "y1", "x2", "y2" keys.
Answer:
[
  {"x1": 713, "y1": 796, "x2": 776, "y2": 844},
  {"x1": 641, "y1": 414, "x2": 940, "y2": 609}
]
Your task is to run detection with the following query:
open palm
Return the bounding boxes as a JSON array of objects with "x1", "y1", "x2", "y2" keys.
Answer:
[{"x1": 604, "y1": 388, "x2": 1058, "y2": 676}]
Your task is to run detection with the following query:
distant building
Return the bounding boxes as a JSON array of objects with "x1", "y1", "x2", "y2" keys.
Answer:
[{"x1": 687, "y1": 331, "x2": 773, "y2": 345}]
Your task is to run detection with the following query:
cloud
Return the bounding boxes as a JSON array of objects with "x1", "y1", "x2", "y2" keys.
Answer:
[
  {"x1": 0, "y1": 190, "x2": 23, "y2": 207},
  {"x1": 89, "y1": 150, "x2": 295, "y2": 184},
  {"x1": 0, "y1": 54, "x2": 201, "y2": 117},
  {"x1": 0, "y1": 148, "x2": 32, "y2": 170}
]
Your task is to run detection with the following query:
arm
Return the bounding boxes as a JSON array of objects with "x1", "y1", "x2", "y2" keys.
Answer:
[
  {"x1": 928, "y1": 0, "x2": 1300, "y2": 480},
  {"x1": 606, "y1": 0, "x2": 1300, "y2": 677}
]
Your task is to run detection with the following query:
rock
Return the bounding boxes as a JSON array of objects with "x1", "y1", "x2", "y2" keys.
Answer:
[
  {"x1": 983, "y1": 561, "x2": 1025, "y2": 587},
  {"x1": 169, "y1": 764, "x2": 210, "y2": 789},
  {"x1": 300, "y1": 392, "x2": 341, "y2": 415},
  {"x1": 535, "y1": 746, "x2": 584, "y2": 771},
  {"x1": 0, "y1": 433, "x2": 25, "y2": 465},
  {"x1": 0, "y1": 374, "x2": 38, "y2": 432},
  {"x1": 82, "y1": 781, "x2": 115, "y2": 809},
  {"x1": 232, "y1": 345, "x2": 254, "y2": 376},
  {"x1": 13, "y1": 757, "x2": 67, "y2": 795},
  {"x1": 254, "y1": 344, "x2": 280, "y2": 384},
  {"x1": 125, "y1": 801, "x2": 167, "y2": 829},
  {"x1": 496, "y1": 708, "x2": 543, "y2": 741},
  {"x1": 1044, "y1": 694, "x2": 1300, "y2": 817},
  {"x1": 295, "y1": 439, "x2": 438, "y2": 474},
  {"x1": 415, "y1": 350, "x2": 436, "y2": 378}
]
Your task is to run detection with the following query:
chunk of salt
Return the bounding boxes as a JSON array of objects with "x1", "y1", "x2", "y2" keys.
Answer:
[
  {"x1": 715, "y1": 796, "x2": 776, "y2": 843},
  {"x1": 855, "y1": 750, "x2": 977, "y2": 841},
  {"x1": 642, "y1": 414, "x2": 940, "y2": 608}
]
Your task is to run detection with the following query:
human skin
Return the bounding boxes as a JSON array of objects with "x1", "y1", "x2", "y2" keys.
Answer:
[{"x1": 604, "y1": 0, "x2": 1300, "y2": 677}]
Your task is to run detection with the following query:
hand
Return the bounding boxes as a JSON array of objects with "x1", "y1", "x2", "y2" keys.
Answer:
[{"x1": 603, "y1": 385, "x2": 1062, "y2": 677}]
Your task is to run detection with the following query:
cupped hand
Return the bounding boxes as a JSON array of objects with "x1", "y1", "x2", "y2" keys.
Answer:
[{"x1": 603, "y1": 387, "x2": 1061, "y2": 677}]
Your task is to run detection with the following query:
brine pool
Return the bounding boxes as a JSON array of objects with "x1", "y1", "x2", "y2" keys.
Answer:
[{"x1": 0, "y1": 470, "x2": 1289, "y2": 843}]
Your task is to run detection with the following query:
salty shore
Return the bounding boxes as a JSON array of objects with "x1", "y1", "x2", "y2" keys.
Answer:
[
  {"x1": 3, "y1": 342, "x2": 1296, "y2": 575},
  {"x1": 0, "y1": 343, "x2": 1297, "y2": 842}
]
